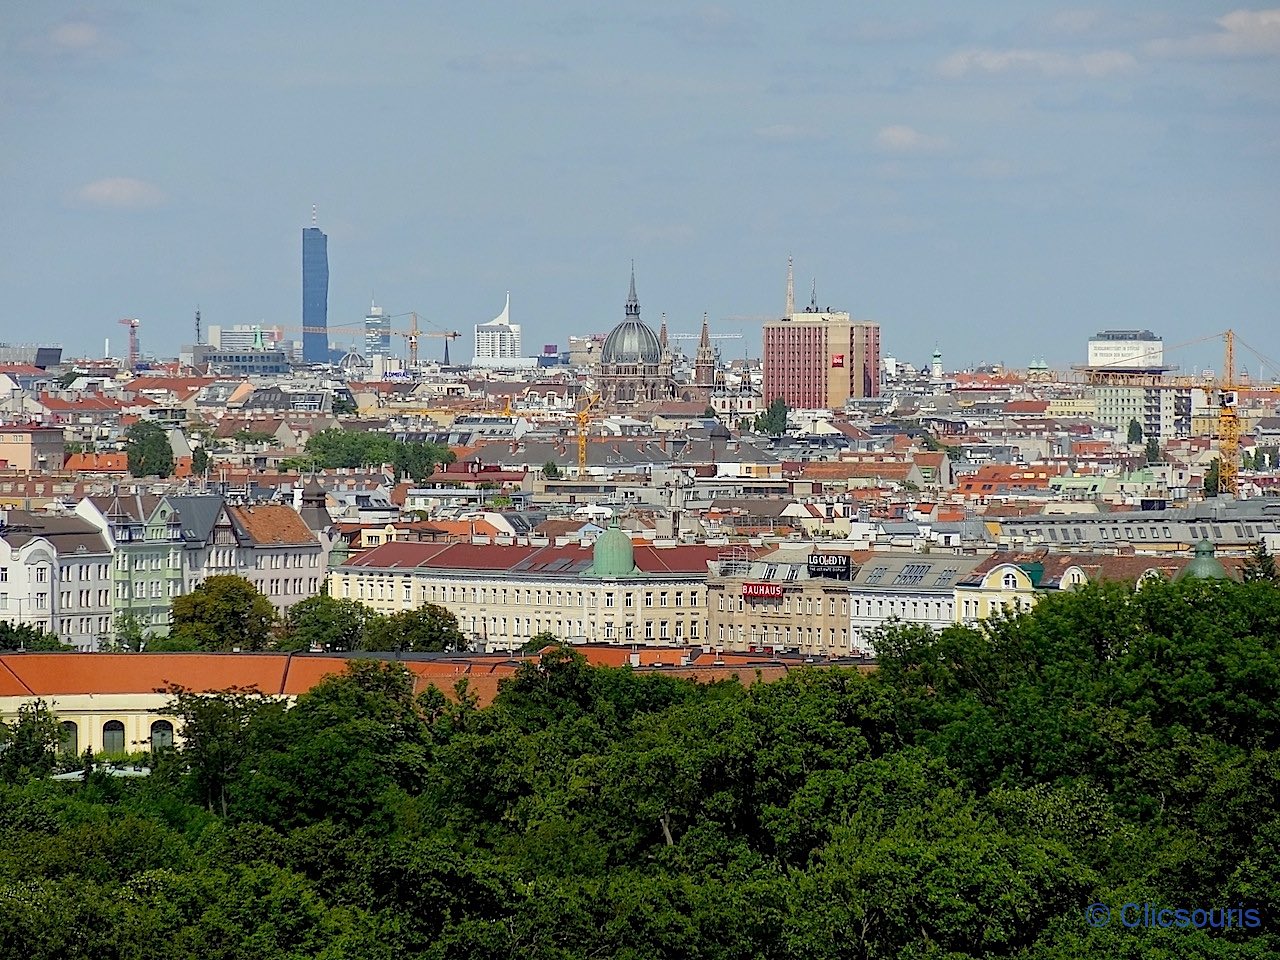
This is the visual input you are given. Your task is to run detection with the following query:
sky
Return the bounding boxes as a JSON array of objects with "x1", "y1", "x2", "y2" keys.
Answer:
[{"x1": 2, "y1": 3, "x2": 1278, "y2": 376}]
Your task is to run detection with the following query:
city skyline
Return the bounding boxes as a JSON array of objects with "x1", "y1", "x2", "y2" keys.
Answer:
[{"x1": 2, "y1": 3, "x2": 1278, "y2": 374}]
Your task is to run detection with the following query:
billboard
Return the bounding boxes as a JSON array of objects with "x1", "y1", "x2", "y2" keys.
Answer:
[
  {"x1": 808, "y1": 553, "x2": 852, "y2": 579},
  {"x1": 831, "y1": 353, "x2": 845, "y2": 368},
  {"x1": 742, "y1": 583, "x2": 784, "y2": 599}
]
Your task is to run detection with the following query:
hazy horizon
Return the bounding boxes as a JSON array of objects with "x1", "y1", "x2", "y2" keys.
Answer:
[{"x1": 2, "y1": 3, "x2": 1278, "y2": 376}]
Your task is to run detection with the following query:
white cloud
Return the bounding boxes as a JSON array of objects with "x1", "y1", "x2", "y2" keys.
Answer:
[
  {"x1": 1146, "y1": 8, "x2": 1280, "y2": 59},
  {"x1": 874, "y1": 125, "x2": 948, "y2": 154},
  {"x1": 50, "y1": 21, "x2": 101, "y2": 51},
  {"x1": 73, "y1": 178, "x2": 166, "y2": 210},
  {"x1": 939, "y1": 47, "x2": 1136, "y2": 78}
]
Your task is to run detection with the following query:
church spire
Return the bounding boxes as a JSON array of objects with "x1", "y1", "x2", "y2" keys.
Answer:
[
  {"x1": 658, "y1": 312, "x2": 668, "y2": 351},
  {"x1": 625, "y1": 262, "x2": 640, "y2": 319},
  {"x1": 695, "y1": 311, "x2": 715, "y2": 388}
]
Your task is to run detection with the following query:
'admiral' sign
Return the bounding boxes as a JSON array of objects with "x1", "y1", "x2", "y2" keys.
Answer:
[{"x1": 742, "y1": 582, "x2": 783, "y2": 599}]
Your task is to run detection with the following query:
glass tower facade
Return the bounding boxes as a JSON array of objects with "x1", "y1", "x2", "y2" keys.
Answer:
[{"x1": 302, "y1": 226, "x2": 329, "y2": 363}]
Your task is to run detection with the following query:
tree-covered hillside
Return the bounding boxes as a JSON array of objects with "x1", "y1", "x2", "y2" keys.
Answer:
[{"x1": 2, "y1": 576, "x2": 1279, "y2": 958}]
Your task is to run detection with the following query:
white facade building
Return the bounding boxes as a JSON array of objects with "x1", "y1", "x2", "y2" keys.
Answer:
[{"x1": 473, "y1": 293, "x2": 523, "y2": 367}]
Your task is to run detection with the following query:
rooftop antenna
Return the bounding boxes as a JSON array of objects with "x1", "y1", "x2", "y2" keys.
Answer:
[
  {"x1": 311, "y1": 204, "x2": 318, "y2": 227},
  {"x1": 194, "y1": 306, "x2": 201, "y2": 346},
  {"x1": 809, "y1": 278, "x2": 817, "y2": 312},
  {"x1": 785, "y1": 256, "x2": 794, "y2": 316}
]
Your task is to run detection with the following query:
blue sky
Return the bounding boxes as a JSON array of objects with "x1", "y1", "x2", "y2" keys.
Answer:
[{"x1": 2, "y1": 3, "x2": 1278, "y2": 375}]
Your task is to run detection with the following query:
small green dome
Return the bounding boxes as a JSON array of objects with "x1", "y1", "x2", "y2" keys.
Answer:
[
  {"x1": 1178, "y1": 539, "x2": 1229, "y2": 581},
  {"x1": 590, "y1": 522, "x2": 637, "y2": 577}
]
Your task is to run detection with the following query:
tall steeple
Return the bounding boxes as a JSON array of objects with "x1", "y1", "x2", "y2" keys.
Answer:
[
  {"x1": 625, "y1": 262, "x2": 640, "y2": 319},
  {"x1": 658, "y1": 312, "x2": 669, "y2": 352},
  {"x1": 695, "y1": 311, "x2": 715, "y2": 388},
  {"x1": 785, "y1": 256, "x2": 794, "y2": 316}
]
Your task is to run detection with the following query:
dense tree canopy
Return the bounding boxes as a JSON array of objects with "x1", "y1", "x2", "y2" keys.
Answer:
[
  {"x1": 300, "y1": 429, "x2": 454, "y2": 482},
  {"x1": 166, "y1": 575, "x2": 277, "y2": 652},
  {"x1": 3, "y1": 577, "x2": 1280, "y2": 957},
  {"x1": 755, "y1": 397, "x2": 788, "y2": 435},
  {"x1": 125, "y1": 419, "x2": 174, "y2": 478},
  {"x1": 0, "y1": 622, "x2": 72, "y2": 652}
]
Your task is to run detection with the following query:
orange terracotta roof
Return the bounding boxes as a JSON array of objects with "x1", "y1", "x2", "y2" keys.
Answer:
[
  {"x1": 226, "y1": 503, "x2": 317, "y2": 546},
  {"x1": 1, "y1": 653, "x2": 294, "y2": 696},
  {"x1": 64, "y1": 453, "x2": 129, "y2": 473}
]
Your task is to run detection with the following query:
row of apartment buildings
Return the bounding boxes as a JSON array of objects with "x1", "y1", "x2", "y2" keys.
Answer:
[
  {"x1": 331, "y1": 528, "x2": 1245, "y2": 658},
  {"x1": 0, "y1": 487, "x2": 331, "y2": 648}
]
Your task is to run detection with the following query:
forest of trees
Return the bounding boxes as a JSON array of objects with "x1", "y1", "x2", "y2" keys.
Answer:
[{"x1": 2, "y1": 575, "x2": 1280, "y2": 957}]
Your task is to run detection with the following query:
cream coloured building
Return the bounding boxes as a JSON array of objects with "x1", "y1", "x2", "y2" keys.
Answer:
[
  {"x1": 330, "y1": 530, "x2": 719, "y2": 652},
  {"x1": 705, "y1": 549, "x2": 857, "y2": 656}
]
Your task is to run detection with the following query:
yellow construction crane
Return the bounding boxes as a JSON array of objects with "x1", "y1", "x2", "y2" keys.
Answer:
[
  {"x1": 1216, "y1": 328, "x2": 1280, "y2": 497},
  {"x1": 577, "y1": 393, "x2": 600, "y2": 473},
  {"x1": 1218, "y1": 329, "x2": 1242, "y2": 497}
]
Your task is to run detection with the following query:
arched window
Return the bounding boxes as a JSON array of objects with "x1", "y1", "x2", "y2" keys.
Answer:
[
  {"x1": 60, "y1": 721, "x2": 78, "y2": 756},
  {"x1": 1002, "y1": 572, "x2": 1019, "y2": 590},
  {"x1": 150, "y1": 720, "x2": 174, "y2": 751},
  {"x1": 102, "y1": 720, "x2": 125, "y2": 755}
]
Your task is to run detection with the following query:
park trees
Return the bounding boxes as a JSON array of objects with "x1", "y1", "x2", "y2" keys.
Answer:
[
  {"x1": 279, "y1": 594, "x2": 377, "y2": 652},
  {"x1": 0, "y1": 700, "x2": 62, "y2": 783},
  {"x1": 301, "y1": 429, "x2": 454, "y2": 482},
  {"x1": 754, "y1": 397, "x2": 788, "y2": 436},
  {"x1": 361, "y1": 604, "x2": 467, "y2": 653},
  {"x1": 125, "y1": 420, "x2": 174, "y2": 478},
  {"x1": 0, "y1": 622, "x2": 71, "y2": 652},
  {"x1": 167, "y1": 575, "x2": 276, "y2": 652}
]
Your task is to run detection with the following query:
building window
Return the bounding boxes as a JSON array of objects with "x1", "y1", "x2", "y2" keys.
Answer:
[
  {"x1": 1002, "y1": 573, "x2": 1018, "y2": 590},
  {"x1": 102, "y1": 720, "x2": 126, "y2": 755},
  {"x1": 150, "y1": 720, "x2": 174, "y2": 751},
  {"x1": 60, "y1": 721, "x2": 78, "y2": 756}
]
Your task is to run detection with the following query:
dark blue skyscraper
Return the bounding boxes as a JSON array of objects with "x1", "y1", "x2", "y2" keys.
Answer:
[{"x1": 302, "y1": 218, "x2": 329, "y2": 364}]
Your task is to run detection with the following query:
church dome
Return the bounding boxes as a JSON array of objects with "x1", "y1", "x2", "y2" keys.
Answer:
[
  {"x1": 601, "y1": 319, "x2": 662, "y2": 366},
  {"x1": 590, "y1": 522, "x2": 637, "y2": 577},
  {"x1": 1177, "y1": 539, "x2": 1229, "y2": 581}
]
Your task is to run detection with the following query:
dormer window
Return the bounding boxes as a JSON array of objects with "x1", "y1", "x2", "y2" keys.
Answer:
[{"x1": 1002, "y1": 572, "x2": 1018, "y2": 590}]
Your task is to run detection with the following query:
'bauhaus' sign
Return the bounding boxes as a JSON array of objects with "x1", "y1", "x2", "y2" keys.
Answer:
[{"x1": 742, "y1": 582, "x2": 784, "y2": 599}]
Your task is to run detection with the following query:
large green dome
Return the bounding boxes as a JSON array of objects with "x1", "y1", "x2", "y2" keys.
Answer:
[
  {"x1": 590, "y1": 523, "x2": 637, "y2": 577},
  {"x1": 1177, "y1": 539, "x2": 1229, "y2": 581}
]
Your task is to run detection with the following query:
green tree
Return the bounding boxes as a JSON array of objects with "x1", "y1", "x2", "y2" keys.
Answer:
[
  {"x1": 160, "y1": 683, "x2": 286, "y2": 815},
  {"x1": 101, "y1": 611, "x2": 149, "y2": 652},
  {"x1": 1204, "y1": 457, "x2": 1221, "y2": 497},
  {"x1": 279, "y1": 594, "x2": 377, "y2": 652},
  {"x1": 703, "y1": 405, "x2": 717, "y2": 418},
  {"x1": 125, "y1": 420, "x2": 174, "y2": 478},
  {"x1": 1144, "y1": 436, "x2": 1160, "y2": 463},
  {"x1": 542, "y1": 460, "x2": 561, "y2": 479},
  {"x1": 0, "y1": 699, "x2": 62, "y2": 782},
  {"x1": 362, "y1": 604, "x2": 466, "y2": 652},
  {"x1": 1243, "y1": 540, "x2": 1279, "y2": 584},
  {"x1": 754, "y1": 397, "x2": 788, "y2": 436},
  {"x1": 1126, "y1": 418, "x2": 1143, "y2": 444},
  {"x1": 0, "y1": 622, "x2": 72, "y2": 652},
  {"x1": 519, "y1": 630, "x2": 560, "y2": 654},
  {"x1": 169, "y1": 575, "x2": 276, "y2": 651},
  {"x1": 191, "y1": 445, "x2": 210, "y2": 477}
]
